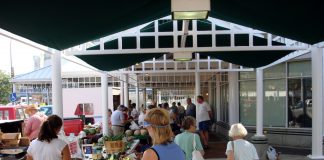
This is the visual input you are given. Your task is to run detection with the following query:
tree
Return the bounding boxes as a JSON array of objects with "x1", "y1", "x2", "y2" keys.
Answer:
[{"x1": 0, "y1": 70, "x2": 11, "y2": 105}]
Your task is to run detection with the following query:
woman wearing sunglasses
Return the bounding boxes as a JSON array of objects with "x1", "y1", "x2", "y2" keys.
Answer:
[{"x1": 142, "y1": 108, "x2": 185, "y2": 160}]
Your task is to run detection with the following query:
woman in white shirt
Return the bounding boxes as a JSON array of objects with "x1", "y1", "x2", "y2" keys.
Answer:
[
  {"x1": 138, "y1": 108, "x2": 147, "y2": 127},
  {"x1": 226, "y1": 123, "x2": 259, "y2": 160},
  {"x1": 27, "y1": 115, "x2": 71, "y2": 160}
]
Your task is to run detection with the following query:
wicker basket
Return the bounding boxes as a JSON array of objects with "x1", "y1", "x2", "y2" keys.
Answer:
[{"x1": 104, "y1": 140, "x2": 124, "y2": 154}]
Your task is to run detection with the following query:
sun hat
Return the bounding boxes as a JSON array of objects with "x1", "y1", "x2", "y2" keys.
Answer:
[{"x1": 25, "y1": 105, "x2": 39, "y2": 114}]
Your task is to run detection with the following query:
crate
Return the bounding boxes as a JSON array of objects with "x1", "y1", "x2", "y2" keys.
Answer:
[
  {"x1": 2, "y1": 133, "x2": 21, "y2": 147},
  {"x1": 104, "y1": 140, "x2": 124, "y2": 154}
]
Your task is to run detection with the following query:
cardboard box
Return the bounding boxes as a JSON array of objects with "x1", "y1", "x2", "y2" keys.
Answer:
[
  {"x1": 2, "y1": 133, "x2": 21, "y2": 147},
  {"x1": 19, "y1": 137, "x2": 30, "y2": 146}
]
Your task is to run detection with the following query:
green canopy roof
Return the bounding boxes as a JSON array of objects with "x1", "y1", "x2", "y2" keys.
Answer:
[
  {"x1": 0, "y1": 1, "x2": 323, "y2": 50},
  {"x1": 79, "y1": 20, "x2": 290, "y2": 70}
]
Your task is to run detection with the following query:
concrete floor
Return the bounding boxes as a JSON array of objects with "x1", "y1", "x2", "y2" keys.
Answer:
[{"x1": 206, "y1": 154, "x2": 310, "y2": 160}]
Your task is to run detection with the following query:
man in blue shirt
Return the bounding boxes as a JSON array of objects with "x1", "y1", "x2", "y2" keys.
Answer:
[{"x1": 186, "y1": 98, "x2": 196, "y2": 118}]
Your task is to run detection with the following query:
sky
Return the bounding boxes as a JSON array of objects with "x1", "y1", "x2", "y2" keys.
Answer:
[{"x1": 0, "y1": 34, "x2": 45, "y2": 76}]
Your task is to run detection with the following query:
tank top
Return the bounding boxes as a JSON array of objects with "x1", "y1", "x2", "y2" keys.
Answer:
[
  {"x1": 151, "y1": 142, "x2": 185, "y2": 160},
  {"x1": 27, "y1": 138, "x2": 67, "y2": 160}
]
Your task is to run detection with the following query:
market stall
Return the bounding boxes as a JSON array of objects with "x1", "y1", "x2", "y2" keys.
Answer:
[
  {"x1": 0, "y1": 129, "x2": 29, "y2": 160},
  {"x1": 78, "y1": 122, "x2": 150, "y2": 160}
]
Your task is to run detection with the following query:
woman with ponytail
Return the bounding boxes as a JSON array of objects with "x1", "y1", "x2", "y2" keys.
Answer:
[{"x1": 27, "y1": 115, "x2": 71, "y2": 160}]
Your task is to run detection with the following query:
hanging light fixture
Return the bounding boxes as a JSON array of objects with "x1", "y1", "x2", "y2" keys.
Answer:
[
  {"x1": 173, "y1": 52, "x2": 192, "y2": 61},
  {"x1": 171, "y1": 0, "x2": 210, "y2": 20}
]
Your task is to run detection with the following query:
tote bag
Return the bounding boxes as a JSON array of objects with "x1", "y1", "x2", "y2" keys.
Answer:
[{"x1": 192, "y1": 134, "x2": 204, "y2": 160}]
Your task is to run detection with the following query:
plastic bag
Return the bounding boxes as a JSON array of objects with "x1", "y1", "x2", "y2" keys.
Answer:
[
  {"x1": 129, "y1": 121, "x2": 140, "y2": 130},
  {"x1": 192, "y1": 150, "x2": 204, "y2": 160},
  {"x1": 267, "y1": 146, "x2": 277, "y2": 160}
]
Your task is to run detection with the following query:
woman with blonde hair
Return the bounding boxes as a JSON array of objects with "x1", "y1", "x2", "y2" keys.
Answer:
[
  {"x1": 226, "y1": 123, "x2": 259, "y2": 160},
  {"x1": 142, "y1": 108, "x2": 185, "y2": 160}
]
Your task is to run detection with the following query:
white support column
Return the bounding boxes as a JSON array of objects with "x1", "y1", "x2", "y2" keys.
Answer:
[
  {"x1": 52, "y1": 51, "x2": 63, "y2": 118},
  {"x1": 256, "y1": 68, "x2": 264, "y2": 136},
  {"x1": 308, "y1": 47, "x2": 324, "y2": 159},
  {"x1": 101, "y1": 72, "x2": 109, "y2": 135},
  {"x1": 120, "y1": 74, "x2": 124, "y2": 105},
  {"x1": 143, "y1": 88, "x2": 147, "y2": 108},
  {"x1": 195, "y1": 53, "x2": 201, "y2": 100},
  {"x1": 216, "y1": 74, "x2": 221, "y2": 121},
  {"x1": 158, "y1": 91, "x2": 162, "y2": 105},
  {"x1": 195, "y1": 72, "x2": 201, "y2": 99},
  {"x1": 208, "y1": 81, "x2": 213, "y2": 106},
  {"x1": 124, "y1": 74, "x2": 129, "y2": 107},
  {"x1": 252, "y1": 69, "x2": 268, "y2": 160},
  {"x1": 135, "y1": 83, "x2": 139, "y2": 111},
  {"x1": 228, "y1": 72, "x2": 239, "y2": 125}
]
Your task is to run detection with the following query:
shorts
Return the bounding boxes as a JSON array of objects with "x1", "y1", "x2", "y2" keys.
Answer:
[
  {"x1": 112, "y1": 125, "x2": 124, "y2": 136},
  {"x1": 199, "y1": 120, "x2": 211, "y2": 131}
]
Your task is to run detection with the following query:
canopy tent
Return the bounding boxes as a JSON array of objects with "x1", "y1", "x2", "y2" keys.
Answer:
[
  {"x1": 0, "y1": 0, "x2": 323, "y2": 51},
  {"x1": 80, "y1": 20, "x2": 290, "y2": 70}
]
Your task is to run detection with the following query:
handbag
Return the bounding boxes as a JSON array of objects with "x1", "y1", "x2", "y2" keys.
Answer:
[{"x1": 192, "y1": 134, "x2": 204, "y2": 160}]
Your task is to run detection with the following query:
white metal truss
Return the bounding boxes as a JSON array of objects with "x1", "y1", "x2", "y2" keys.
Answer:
[
  {"x1": 66, "y1": 16, "x2": 309, "y2": 56},
  {"x1": 109, "y1": 53, "x2": 253, "y2": 74}
]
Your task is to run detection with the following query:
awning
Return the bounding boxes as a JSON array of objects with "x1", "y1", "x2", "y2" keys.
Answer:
[{"x1": 0, "y1": 1, "x2": 322, "y2": 51}]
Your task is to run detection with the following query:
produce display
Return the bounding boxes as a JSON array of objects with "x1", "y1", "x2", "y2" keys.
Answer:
[
  {"x1": 125, "y1": 130, "x2": 133, "y2": 136},
  {"x1": 103, "y1": 134, "x2": 124, "y2": 141},
  {"x1": 79, "y1": 121, "x2": 150, "y2": 159},
  {"x1": 133, "y1": 130, "x2": 140, "y2": 136}
]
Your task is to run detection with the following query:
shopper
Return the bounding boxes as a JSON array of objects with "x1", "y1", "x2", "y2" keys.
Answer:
[
  {"x1": 177, "y1": 102, "x2": 186, "y2": 123},
  {"x1": 186, "y1": 98, "x2": 196, "y2": 118},
  {"x1": 107, "y1": 109, "x2": 113, "y2": 136},
  {"x1": 162, "y1": 103, "x2": 179, "y2": 134},
  {"x1": 226, "y1": 123, "x2": 259, "y2": 160},
  {"x1": 196, "y1": 95, "x2": 212, "y2": 149},
  {"x1": 130, "y1": 103, "x2": 139, "y2": 120},
  {"x1": 142, "y1": 108, "x2": 185, "y2": 160},
  {"x1": 138, "y1": 108, "x2": 147, "y2": 127},
  {"x1": 27, "y1": 115, "x2": 71, "y2": 160},
  {"x1": 24, "y1": 105, "x2": 47, "y2": 141},
  {"x1": 111, "y1": 105, "x2": 125, "y2": 136},
  {"x1": 175, "y1": 116, "x2": 204, "y2": 160}
]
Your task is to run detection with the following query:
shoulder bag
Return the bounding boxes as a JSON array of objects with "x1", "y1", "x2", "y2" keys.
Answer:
[{"x1": 192, "y1": 134, "x2": 204, "y2": 160}]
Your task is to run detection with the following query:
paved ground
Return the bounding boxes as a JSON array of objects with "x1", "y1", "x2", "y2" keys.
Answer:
[
  {"x1": 204, "y1": 134, "x2": 311, "y2": 160},
  {"x1": 206, "y1": 154, "x2": 310, "y2": 160}
]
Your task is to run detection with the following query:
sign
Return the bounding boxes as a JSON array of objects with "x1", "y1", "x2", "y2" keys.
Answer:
[
  {"x1": 9, "y1": 93, "x2": 16, "y2": 102},
  {"x1": 69, "y1": 141, "x2": 78, "y2": 154}
]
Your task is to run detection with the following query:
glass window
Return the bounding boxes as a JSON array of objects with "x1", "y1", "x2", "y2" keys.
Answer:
[
  {"x1": 79, "y1": 78, "x2": 84, "y2": 82},
  {"x1": 239, "y1": 71, "x2": 256, "y2": 80},
  {"x1": 239, "y1": 81, "x2": 256, "y2": 126},
  {"x1": 96, "y1": 77, "x2": 101, "y2": 82},
  {"x1": 90, "y1": 77, "x2": 96, "y2": 82},
  {"x1": 288, "y1": 78, "x2": 312, "y2": 128},
  {"x1": 264, "y1": 63, "x2": 286, "y2": 79},
  {"x1": 263, "y1": 79, "x2": 286, "y2": 127},
  {"x1": 288, "y1": 61, "x2": 311, "y2": 77},
  {"x1": 79, "y1": 83, "x2": 84, "y2": 88}
]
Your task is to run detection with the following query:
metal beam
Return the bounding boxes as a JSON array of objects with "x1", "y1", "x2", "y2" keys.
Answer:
[{"x1": 66, "y1": 46, "x2": 306, "y2": 56}]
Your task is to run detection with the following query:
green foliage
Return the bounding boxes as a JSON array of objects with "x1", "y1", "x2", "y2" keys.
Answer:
[
  {"x1": 0, "y1": 70, "x2": 11, "y2": 105},
  {"x1": 103, "y1": 134, "x2": 124, "y2": 141}
]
